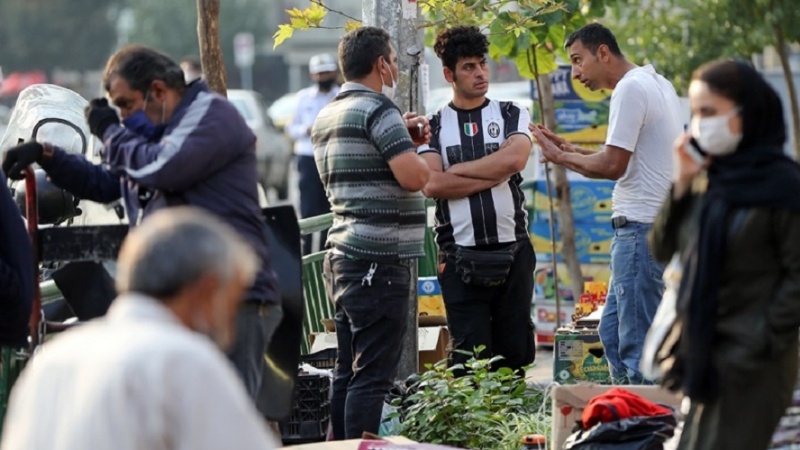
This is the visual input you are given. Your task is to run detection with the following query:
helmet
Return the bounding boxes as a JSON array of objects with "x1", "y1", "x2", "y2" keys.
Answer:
[
  {"x1": 14, "y1": 169, "x2": 81, "y2": 225},
  {"x1": 309, "y1": 54, "x2": 338, "y2": 74}
]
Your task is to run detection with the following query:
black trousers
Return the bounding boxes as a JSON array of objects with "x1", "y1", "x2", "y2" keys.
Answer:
[
  {"x1": 439, "y1": 240, "x2": 536, "y2": 374},
  {"x1": 297, "y1": 155, "x2": 330, "y2": 255},
  {"x1": 323, "y1": 253, "x2": 412, "y2": 439}
]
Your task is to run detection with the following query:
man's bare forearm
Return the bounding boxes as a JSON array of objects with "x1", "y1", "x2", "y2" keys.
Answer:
[
  {"x1": 558, "y1": 151, "x2": 620, "y2": 180},
  {"x1": 422, "y1": 171, "x2": 500, "y2": 199}
]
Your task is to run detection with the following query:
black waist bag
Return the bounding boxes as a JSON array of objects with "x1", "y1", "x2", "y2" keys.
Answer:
[{"x1": 454, "y1": 243, "x2": 520, "y2": 287}]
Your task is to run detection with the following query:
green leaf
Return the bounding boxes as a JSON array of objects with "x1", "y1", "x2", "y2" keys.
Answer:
[
  {"x1": 306, "y1": 2, "x2": 327, "y2": 25},
  {"x1": 272, "y1": 24, "x2": 294, "y2": 49},
  {"x1": 488, "y1": 19, "x2": 516, "y2": 60},
  {"x1": 344, "y1": 20, "x2": 361, "y2": 32},
  {"x1": 515, "y1": 44, "x2": 557, "y2": 79}
]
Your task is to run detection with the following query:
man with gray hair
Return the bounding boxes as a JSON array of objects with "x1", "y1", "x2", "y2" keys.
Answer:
[
  {"x1": 1, "y1": 207, "x2": 280, "y2": 450},
  {"x1": 1, "y1": 44, "x2": 281, "y2": 402}
]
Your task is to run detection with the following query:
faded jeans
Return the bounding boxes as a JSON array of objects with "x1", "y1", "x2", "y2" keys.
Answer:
[
  {"x1": 599, "y1": 222, "x2": 665, "y2": 384},
  {"x1": 323, "y1": 253, "x2": 412, "y2": 440}
]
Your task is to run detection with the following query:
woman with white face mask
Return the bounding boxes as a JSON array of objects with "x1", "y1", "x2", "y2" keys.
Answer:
[{"x1": 647, "y1": 59, "x2": 800, "y2": 450}]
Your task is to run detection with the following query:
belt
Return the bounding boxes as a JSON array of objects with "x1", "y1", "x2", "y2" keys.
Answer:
[{"x1": 611, "y1": 216, "x2": 637, "y2": 229}]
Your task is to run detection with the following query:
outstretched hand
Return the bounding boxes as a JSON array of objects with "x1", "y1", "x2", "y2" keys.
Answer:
[{"x1": 529, "y1": 123, "x2": 570, "y2": 164}]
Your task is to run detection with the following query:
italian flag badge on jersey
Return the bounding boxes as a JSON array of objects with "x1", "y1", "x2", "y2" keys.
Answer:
[{"x1": 464, "y1": 122, "x2": 479, "y2": 137}]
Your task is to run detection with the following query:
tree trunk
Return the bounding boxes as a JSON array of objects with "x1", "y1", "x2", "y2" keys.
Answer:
[
  {"x1": 537, "y1": 74, "x2": 584, "y2": 301},
  {"x1": 774, "y1": 25, "x2": 800, "y2": 159},
  {"x1": 195, "y1": 0, "x2": 227, "y2": 96},
  {"x1": 363, "y1": 0, "x2": 424, "y2": 379}
]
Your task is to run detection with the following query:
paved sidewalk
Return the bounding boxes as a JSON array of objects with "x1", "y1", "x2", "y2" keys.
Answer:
[{"x1": 526, "y1": 345, "x2": 554, "y2": 384}]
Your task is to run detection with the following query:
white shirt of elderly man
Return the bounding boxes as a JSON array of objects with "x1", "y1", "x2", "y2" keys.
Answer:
[{"x1": 0, "y1": 208, "x2": 280, "y2": 450}]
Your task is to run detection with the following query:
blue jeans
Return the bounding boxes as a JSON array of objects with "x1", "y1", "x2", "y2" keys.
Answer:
[
  {"x1": 599, "y1": 222, "x2": 665, "y2": 384},
  {"x1": 323, "y1": 253, "x2": 412, "y2": 440}
]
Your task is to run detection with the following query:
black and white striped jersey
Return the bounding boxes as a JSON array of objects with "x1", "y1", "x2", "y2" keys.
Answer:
[{"x1": 418, "y1": 98, "x2": 531, "y2": 248}]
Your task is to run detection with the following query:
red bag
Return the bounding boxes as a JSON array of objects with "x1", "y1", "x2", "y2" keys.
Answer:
[{"x1": 581, "y1": 388, "x2": 672, "y2": 428}]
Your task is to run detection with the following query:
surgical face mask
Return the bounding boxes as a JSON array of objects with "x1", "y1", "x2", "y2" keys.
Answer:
[
  {"x1": 690, "y1": 108, "x2": 742, "y2": 156},
  {"x1": 379, "y1": 60, "x2": 396, "y2": 101},
  {"x1": 317, "y1": 78, "x2": 335, "y2": 91},
  {"x1": 122, "y1": 91, "x2": 167, "y2": 140}
]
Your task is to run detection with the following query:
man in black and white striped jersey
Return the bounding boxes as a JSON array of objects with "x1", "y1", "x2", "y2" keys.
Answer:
[{"x1": 418, "y1": 25, "x2": 536, "y2": 374}]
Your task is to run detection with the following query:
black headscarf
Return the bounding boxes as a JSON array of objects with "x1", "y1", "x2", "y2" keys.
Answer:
[{"x1": 676, "y1": 60, "x2": 800, "y2": 402}]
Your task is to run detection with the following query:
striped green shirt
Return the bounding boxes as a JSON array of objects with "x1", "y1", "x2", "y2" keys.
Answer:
[{"x1": 312, "y1": 82, "x2": 425, "y2": 260}]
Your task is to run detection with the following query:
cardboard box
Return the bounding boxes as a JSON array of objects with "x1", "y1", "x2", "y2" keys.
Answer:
[
  {"x1": 418, "y1": 326, "x2": 450, "y2": 372},
  {"x1": 417, "y1": 277, "x2": 446, "y2": 319},
  {"x1": 307, "y1": 327, "x2": 450, "y2": 374},
  {"x1": 279, "y1": 436, "x2": 418, "y2": 449},
  {"x1": 553, "y1": 327, "x2": 610, "y2": 384},
  {"x1": 309, "y1": 331, "x2": 338, "y2": 355},
  {"x1": 551, "y1": 384, "x2": 682, "y2": 450},
  {"x1": 530, "y1": 222, "x2": 613, "y2": 264}
]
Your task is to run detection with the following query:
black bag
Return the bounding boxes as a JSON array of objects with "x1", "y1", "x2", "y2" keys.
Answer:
[
  {"x1": 562, "y1": 413, "x2": 677, "y2": 450},
  {"x1": 454, "y1": 243, "x2": 518, "y2": 287}
]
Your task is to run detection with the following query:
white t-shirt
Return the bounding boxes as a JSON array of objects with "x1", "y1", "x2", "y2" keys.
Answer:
[
  {"x1": 1, "y1": 294, "x2": 279, "y2": 450},
  {"x1": 606, "y1": 64, "x2": 682, "y2": 223}
]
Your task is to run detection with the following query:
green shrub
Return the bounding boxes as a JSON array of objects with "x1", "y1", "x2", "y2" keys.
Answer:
[{"x1": 391, "y1": 350, "x2": 551, "y2": 449}]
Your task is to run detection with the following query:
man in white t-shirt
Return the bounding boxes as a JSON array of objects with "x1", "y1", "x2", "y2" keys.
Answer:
[{"x1": 530, "y1": 23, "x2": 682, "y2": 384}]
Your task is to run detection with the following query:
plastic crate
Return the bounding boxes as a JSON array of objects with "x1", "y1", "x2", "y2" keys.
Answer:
[
  {"x1": 301, "y1": 348, "x2": 336, "y2": 370},
  {"x1": 280, "y1": 373, "x2": 331, "y2": 444}
]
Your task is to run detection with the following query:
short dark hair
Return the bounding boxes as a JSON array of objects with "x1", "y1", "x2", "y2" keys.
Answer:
[
  {"x1": 338, "y1": 27, "x2": 392, "y2": 81},
  {"x1": 102, "y1": 45, "x2": 186, "y2": 94},
  {"x1": 693, "y1": 59, "x2": 785, "y2": 148},
  {"x1": 433, "y1": 26, "x2": 488, "y2": 72},
  {"x1": 565, "y1": 23, "x2": 623, "y2": 57}
]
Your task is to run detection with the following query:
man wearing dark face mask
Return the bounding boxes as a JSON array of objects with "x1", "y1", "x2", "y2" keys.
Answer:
[
  {"x1": 287, "y1": 54, "x2": 340, "y2": 254},
  {"x1": 1, "y1": 45, "x2": 282, "y2": 409}
]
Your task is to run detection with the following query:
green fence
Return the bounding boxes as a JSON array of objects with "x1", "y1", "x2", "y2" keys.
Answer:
[{"x1": 299, "y1": 201, "x2": 438, "y2": 355}]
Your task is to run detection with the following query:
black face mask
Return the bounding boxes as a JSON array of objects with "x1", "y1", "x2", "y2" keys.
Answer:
[{"x1": 317, "y1": 79, "x2": 335, "y2": 91}]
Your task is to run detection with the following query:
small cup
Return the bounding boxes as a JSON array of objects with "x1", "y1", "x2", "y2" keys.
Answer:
[{"x1": 407, "y1": 122, "x2": 426, "y2": 146}]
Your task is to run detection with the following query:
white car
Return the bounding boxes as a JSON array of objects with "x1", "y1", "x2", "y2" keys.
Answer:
[
  {"x1": 266, "y1": 92, "x2": 297, "y2": 132},
  {"x1": 228, "y1": 89, "x2": 292, "y2": 199}
]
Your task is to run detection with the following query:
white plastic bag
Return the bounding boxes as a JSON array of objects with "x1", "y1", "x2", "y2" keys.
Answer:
[{"x1": 640, "y1": 254, "x2": 682, "y2": 381}]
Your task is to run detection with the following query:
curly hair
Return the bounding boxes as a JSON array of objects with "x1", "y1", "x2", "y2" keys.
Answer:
[{"x1": 433, "y1": 26, "x2": 488, "y2": 72}]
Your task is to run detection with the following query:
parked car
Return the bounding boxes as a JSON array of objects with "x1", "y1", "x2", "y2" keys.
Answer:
[
  {"x1": 266, "y1": 91, "x2": 297, "y2": 133},
  {"x1": 228, "y1": 89, "x2": 292, "y2": 199}
]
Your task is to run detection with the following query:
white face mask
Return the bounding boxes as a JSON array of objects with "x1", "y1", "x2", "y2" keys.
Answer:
[
  {"x1": 379, "y1": 59, "x2": 396, "y2": 101},
  {"x1": 690, "y1": 108, "x2": 742, "y2": 156}
]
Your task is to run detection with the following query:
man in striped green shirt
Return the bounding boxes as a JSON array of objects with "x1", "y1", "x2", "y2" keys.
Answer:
[{"x1": 311, "y1": 26, "x2": 430, "y2": 440}]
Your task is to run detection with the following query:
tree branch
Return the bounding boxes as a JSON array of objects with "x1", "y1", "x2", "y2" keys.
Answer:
[{"x1": 309, "y1": 0, "x2": 360, "y2": 23}]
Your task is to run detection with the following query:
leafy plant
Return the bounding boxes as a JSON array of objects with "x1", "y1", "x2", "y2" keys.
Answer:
[{"x1": 390, "y1": 349, "x2": 551, "y2": 450}]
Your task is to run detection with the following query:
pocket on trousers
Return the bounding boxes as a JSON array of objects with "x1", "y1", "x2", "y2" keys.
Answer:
[{"x1": 331, "y1": 259, "x2": 409, "y2": 329}]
